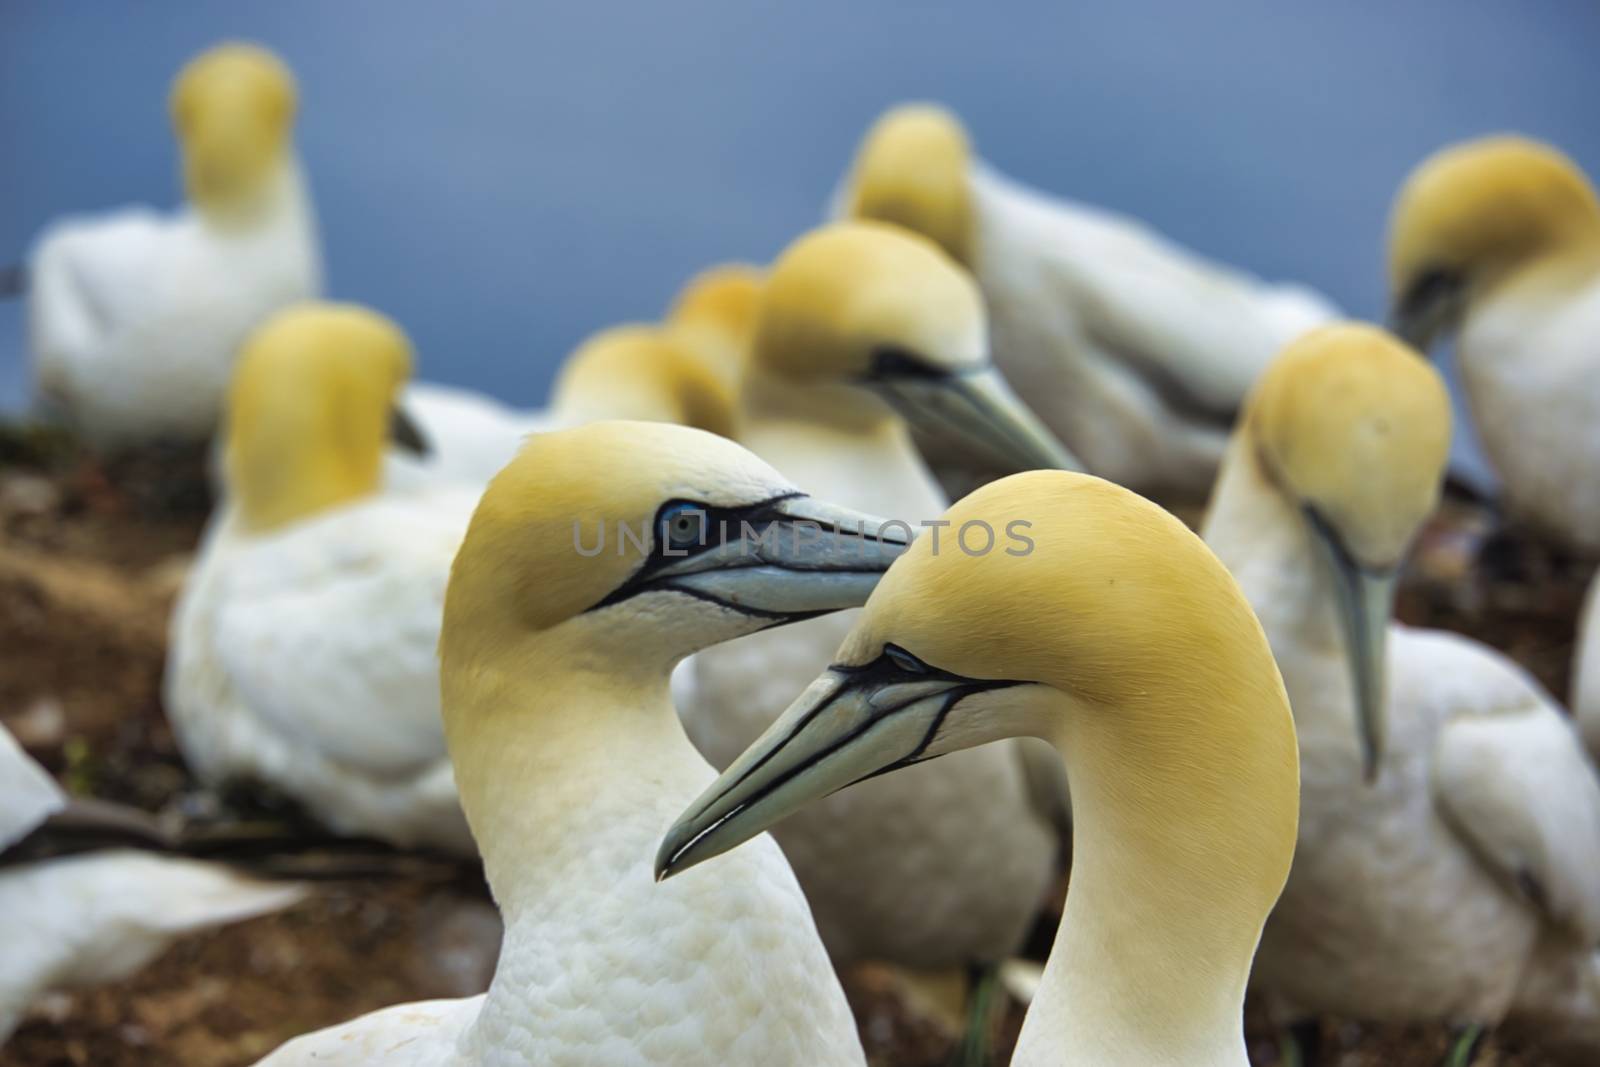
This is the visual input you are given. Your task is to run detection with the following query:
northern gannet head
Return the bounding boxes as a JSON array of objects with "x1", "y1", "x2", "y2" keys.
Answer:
[
  {"x1": 549, "y1": 325, "x2": 738, "y2": 438},
  {"x1": 1387, "y1": 136, "x2": 1600, "y2": 350},
  {"x1": 754, "y1": 222, "x2": 1079, "y2": 471},
  {"x1": 657, "y1": 469, "x2": 1299, "y2": 897},
  {"x1": 1245, "y1": 323, "x2": 1450, "y2": 780},
  {"x1": 666, "y1": 263, "x2": 765, "y2": 392},
  {"x1": 440, "y1": 421, "x2": 910, "y2": 679},
  {"x1": 845, "y1": 104, "x2": 975, "y2": 268},
  {"x1": 170, "y1": 43, "x2": 297, "y2": 218},
  {"x1": 225, "y1": 301, "x2": 427, "y2": 531}
]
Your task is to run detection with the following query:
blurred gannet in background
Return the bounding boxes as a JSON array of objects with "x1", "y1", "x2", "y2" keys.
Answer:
[
  {"x1": 257, "y1": 421, "x2": 904, "y2": 1065},
  {"x1": 664, "y1": 262, "x2": 765, "y2": 394},
  {"x1": 838, "y1": 103, "x2": 1337, "y2": 498},
  {"x1": 660, "y1": 471, "x2": 1302, "y2": 1067},
  {"x1": 685, "y1": 221, "x2": 1071, "y2": 1056},
  {"x1": 0, "y1": 723, "x2": 304, "y2": 1044},
  {"x1": 403, "y1": 323, "x2": 738, "y2": 487},
  {"x1": 1202, "y1": 325, "x2": 1600, "y2": 1064},
  {"x1": 167, "y1": 302, "x2": 482, "y2": 852},
  {"x1": 23, "y1": 43, "x2": 320, "y2": 449},
  {"x1": 1387, "y1": 136, "x2": 1600, "y2": 556}
]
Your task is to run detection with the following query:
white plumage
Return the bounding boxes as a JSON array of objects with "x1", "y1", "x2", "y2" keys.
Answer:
[
  {"x1": 1205, "y1": 434, "x2": 1600, "y2": 1055},
  {"x1": 166, "y1": 488, "x2": 479, "y2": 852},
  {"x1": 966, "y1": 162, "x2": 1337, "y2": 494},
  {"x1": 401, "y1": 381, "x2": 550, "y2": 487},
  {"x1": 836, "y1": 105, "x2": 1337, "y2": 497},
  {"x1": 1453, "y1": 269, "x2": 1600, "y2": 555},
  {"x1": 0, "y1": 726, "x2": 305, "y2": 1043},
  {"x1": 28, "y1": 161, "x2": 320, "y2": 448}
]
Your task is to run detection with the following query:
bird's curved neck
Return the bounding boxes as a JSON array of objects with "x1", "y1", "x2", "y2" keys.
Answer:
[
  {"x1": 228, "y1": 426, "x2": 383, "y2": 534},
  {"x1": 1201, "y1": 433, "x2": 1341, "y2": 652},
  {"x1": 739, "y1": 371, "x2": 944, "y2": 519},
  {"x1": 194, "y1": 153, "x2": 315, "y2": 235},
  {"x1": 442, "y1": 630, "x2": 712, "y2": 1056},
  {"x1": 1023, "y1": 677, "x2": 1298, "y2": 1066},
  {"x1": 441, "y1": 632, "x2": 695, "y2": 918}
]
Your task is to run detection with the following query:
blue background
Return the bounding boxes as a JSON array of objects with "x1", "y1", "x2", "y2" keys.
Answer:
[{"x1": 4, "y1": 1, "x2": 1598, "y2": 458}]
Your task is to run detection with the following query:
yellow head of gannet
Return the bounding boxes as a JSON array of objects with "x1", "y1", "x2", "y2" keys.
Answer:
[
  {"x1": 225, "y1": 301, "x2": 429, "y2": 532},
  {"x1": 668, "y1": 263, "x2": 764, "y2": 350},
  {"x1": 170, "y1": 43, "x2": 298, "y2": 217},
  {"x1": 665, "y1": 263, "x2": 765, "y2": 394},
  {"x1": 1387, "y1": 136, "x2": 1600, "y2": 350},
  {"x1": 549, "y1": 324, "x2": 738, "y2": 438},
  {"x1": 440, "y1": 420, "x2": 908, "y2": 739},
  {"x1": 658, "y1": 471, "x2": 1299, "y2": 1063},
  {"x1": 845, "y1": 104, "x2": 976, "y2": 268},
  {"x1": 754, "y1": 221, "x2": 1078, "y2": 471},
  {"x1": 1242, "y1": 323, "x2": 1451, "y2": 778}
]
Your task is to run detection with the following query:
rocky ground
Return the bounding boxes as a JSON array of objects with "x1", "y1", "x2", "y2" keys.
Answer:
[{"x1": 0, "y1": 435, "x2": 1580, "y2": 1066}]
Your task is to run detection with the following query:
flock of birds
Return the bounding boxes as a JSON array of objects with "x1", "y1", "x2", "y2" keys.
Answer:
[{"x1": 3, "y1": 39, "x2": 1600, "y2": 1067}]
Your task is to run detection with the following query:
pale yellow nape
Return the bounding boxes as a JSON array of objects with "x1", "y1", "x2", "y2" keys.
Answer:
[
  {"x1": 170, "y1": 42, "x2": 297, "y2": 213},
  {"x1": 754, "y1": 221, "x2": 985, "y2": 385},
  {"x1": 551, "y1": 325, "x2": 738, "y2": 439},
  {"x1": 845, "y1": 103, "x2": 976, "y2": 268},
  {"x1": 224, "y1": 301, "x2": 412, "y2": 534},
  {"x1": 841, "y1": 470, "x2": 1300, "y2": 1043},
  {"x1": 1388, "y1": 136, "x2": 1600, "y2": 304},
  {"x1": 1245, "y1": 324, "x2": 1451, "y2": 568}
]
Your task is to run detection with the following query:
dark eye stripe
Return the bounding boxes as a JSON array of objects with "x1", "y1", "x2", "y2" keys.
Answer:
[
  {"x1": 585, "y1": 491, "x2": 804, "y2": 613},
  {"x1": 864, "y1": 345, "x2": 950, "y2": 382}
]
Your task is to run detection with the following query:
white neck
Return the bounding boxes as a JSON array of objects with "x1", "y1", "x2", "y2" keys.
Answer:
[
  {"x1": 739, "y1": 371, "x2": 946, "y2": 520},
  {"x1": 1201, "y1": 434, "x2": 1343, "y2": 659},
  {"x1": 443, "y1": 637, "x2": 715, "y2": 1048},
  {"x1": 447, "y1": 647, "x2": 698, "y2": 914},
  {"x1": 194, "y1": 153, "x2": 317, "y2": 240}
]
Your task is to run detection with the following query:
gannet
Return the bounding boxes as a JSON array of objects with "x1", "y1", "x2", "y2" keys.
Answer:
[
  {"x1": 664, "y1": 262, "x2": 765, "y2": 395},
  {"x1": 0, "y1": 723, "x2": 304, "y2": 1044},
  {"x1": 1387, "y1": 136, "x2": 1600, "y2": 555},
  {"x1": 837, "y1": 103, "x2": 1338, "y2": 498},
  {"x1": 25, "y1": 43, "x2": 320, "y2": 449},
  {"x1": 404, "y1": 324, "x2": 737, "y2": 487},
  {"x1": 256, "y1": 420, "x2": 907, "y2": 1066},
  {"x1": 683, "y1": 221, "x2": 1069, "y2": 1060},
  {"x1": 166, "y1": 302, "x2": 482, "y2": 852},
  {"x1": 660, "y1": 470, "x2": 1302, "y2": 1067},
  {"x1": 1201, "y1": 324, "x2": 1600, "y2": 1064}
]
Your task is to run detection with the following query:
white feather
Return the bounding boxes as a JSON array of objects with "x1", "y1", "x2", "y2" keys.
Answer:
[
  {"x1": 166, "y1": 485, "x2": 481, "y2": 852},
  {"x1": 27, "y1": 161, "x2": 320, "y2": 447}
]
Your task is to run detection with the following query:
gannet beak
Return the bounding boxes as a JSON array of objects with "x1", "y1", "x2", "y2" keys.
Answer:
[
  {"x1": 656, "y1": 654, "x2": 1017, "y2": 879},
  {"x1": 389, "y1": 405, "x2": 431, "y2": 456},
  {"x1": 869, "y1": 365, "x2": 1082, "y2": 473},
  {"x1": 599, "y1": 496, "x2": 910, "y2": 622},
  {"x1": 1304, "y1": 507, "x2": 1395, "y2": 783},
  {"x1": 1386, "y1": 269, "x2": 1462, "y2": 354}
]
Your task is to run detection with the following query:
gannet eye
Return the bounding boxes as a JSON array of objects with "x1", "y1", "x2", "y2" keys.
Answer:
[
  {"x1": 884, "y1": 644, "x2": 928, "y2": 674},
  {"x1": 867, "y1": 345, "x2": 949, "y2": 382},
  {"x1": 661, "y1": 503, "x2": 707, "y2": 550}
]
